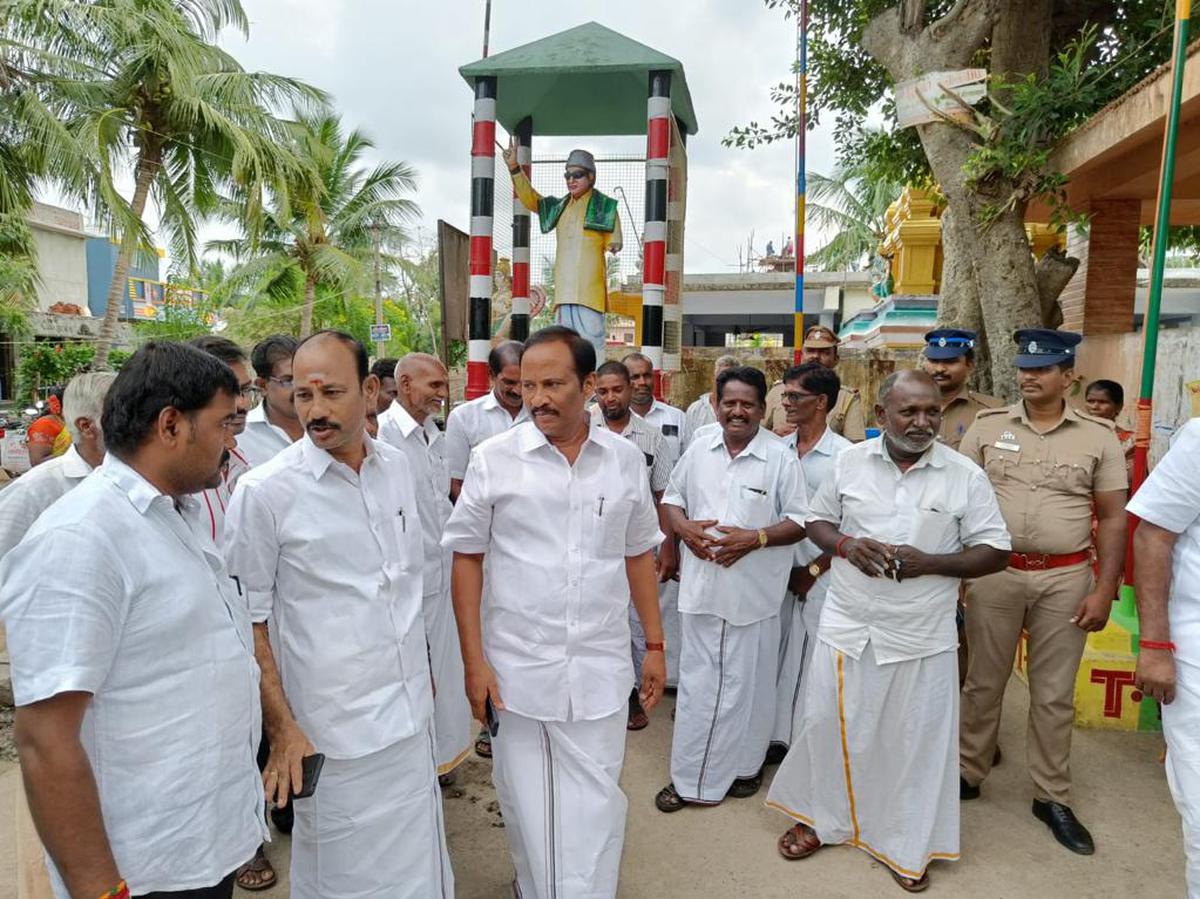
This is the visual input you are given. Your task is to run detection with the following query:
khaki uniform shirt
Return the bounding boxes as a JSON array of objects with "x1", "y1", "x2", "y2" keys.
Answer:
[
  {"x1": 764, "y1": 382, "x2": 866, "y2": 442},
  {"x1": 512, "y1": 172, "x2": 622, "y2": 314},
  {"x1": 958, "y1": 403, "x2": 1128, "y2": 555},
  {"x1": 939, "y1": 388, "x2": 1003, "y2": 452}
]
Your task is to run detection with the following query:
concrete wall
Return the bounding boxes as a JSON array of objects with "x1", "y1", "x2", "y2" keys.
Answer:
[
  {"x1": 28, "y1": 205, "x2": 87, "y2": 313},
  {"x1": 1074, "y1": 324, "x2": 1199, "y2": 463}
]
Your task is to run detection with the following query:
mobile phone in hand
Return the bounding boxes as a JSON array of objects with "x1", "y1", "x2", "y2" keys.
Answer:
[
  {"x1": 292, "y1": 753, "x2": 325, "y2": 800},
  {"x1": 485, "y1": 696, "x2": 500, "y2": 737}
]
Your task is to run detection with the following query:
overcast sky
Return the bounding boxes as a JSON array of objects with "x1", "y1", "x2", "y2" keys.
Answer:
[
  {"x1": 228, "y1": 0, "x2": 840, "y2": 273},
  {"x1": 43, "y1": 1, "x2": 841, "y2": 274}
]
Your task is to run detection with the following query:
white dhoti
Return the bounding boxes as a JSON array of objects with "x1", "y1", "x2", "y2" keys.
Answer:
[
  {"x1": 1165, "y1": 657, "x2": 1200, "y2": 897},
  {"x1": 772, "y1": 584, "x2": 827, "y2": 748},
  {"x1": 424, "y1": 586, "x2": 472, "y2": 773},
  {"x1": 766, "y1": 641, "x2": 959, "y2": 880},
  {"x1": 671, "y1": 611, "x2": 779, "y2": 803},
  {"x1": 492, "y1": 709, "x2": 628, "y2": 899},
  {"x1": 291, "y1": 727, "x2": 454, "y2": 899},
  {"x1": 630, "y1": 579, "x2": 683, "y2": 688}
]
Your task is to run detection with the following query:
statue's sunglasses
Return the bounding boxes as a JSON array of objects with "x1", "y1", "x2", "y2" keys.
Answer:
[{"x1": 564, "y1": 169, "x2": 590, "y2": 181}]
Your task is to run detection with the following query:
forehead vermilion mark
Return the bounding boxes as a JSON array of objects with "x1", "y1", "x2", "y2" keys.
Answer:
[{"x1": 299, "y1": 372, "x2": 328, "y2": 388}]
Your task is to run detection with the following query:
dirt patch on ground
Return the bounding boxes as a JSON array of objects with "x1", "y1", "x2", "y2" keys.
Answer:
[{"x1": 0, "y1": 707, "x2": 16, "y2": 765}]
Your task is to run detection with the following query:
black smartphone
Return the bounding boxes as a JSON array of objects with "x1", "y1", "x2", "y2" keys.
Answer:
[
  {"x1": 485, "y1": 696, "x2": 500, "y2": 737},
  {"x1": 292, "y1": 753, "x2": 325, "y2": 800}
]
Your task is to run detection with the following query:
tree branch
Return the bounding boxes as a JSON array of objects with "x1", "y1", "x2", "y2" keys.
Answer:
[{"x1": 1034, "y1": 247, "x2": 1079, "y2": 328}]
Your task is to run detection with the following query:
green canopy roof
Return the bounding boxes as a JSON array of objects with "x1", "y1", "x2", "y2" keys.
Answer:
[{"x1": 460, "y1": 22, "x2": 698, "y2": 138}]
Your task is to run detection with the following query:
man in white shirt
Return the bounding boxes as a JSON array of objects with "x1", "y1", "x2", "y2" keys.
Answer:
[
  {"x1": 682, "y1": 354, "x2": 738, "y2": 450},
  {"x1": 378, "y1": 353, "x2": 473, "y2": 783},
  {"x1": 656, "y1": 366, "x2": 808, "y2": 814},
  {"x1": 224, "y1": 331, "x2": 453, "y2": 899},
  {"x1": 624, "y1": 351, "x2": 687, "y2": 687},
  {"x1": 445, "y1": 339, "x2": 528, "y2": 502},
  {"x1": 238, "y1": 334, "x2": 303, "y2": 467},
  {"x1": 769, "y1": 363, "x2": 852, "y2": 757},
  {"x1": 767, "y1": 370, "x2": 1010, "y2": 892},
  {"x1": 1, "y1": 342, "x2": 263, "y2": 899},
  {"x1": 592, "y1": 360, "x2": 674, "y2": 730},
  {"x1": 443, "y1": 325, "x2": 665, "y2": 899},
  {"x1": 0, "y1": 370, "x2": 114, "y2": 899},
  {"x1": 0, "y1": 371, "x2": 114, "y2": 557},
  {"x1": 1129, "y1": 419, "x2": 1200, "y2": 897}
]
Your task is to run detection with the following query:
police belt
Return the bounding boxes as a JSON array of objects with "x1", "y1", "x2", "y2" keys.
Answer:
[{"x1": 1008, "y1": 549, "x2": 1092, "y2": 571}]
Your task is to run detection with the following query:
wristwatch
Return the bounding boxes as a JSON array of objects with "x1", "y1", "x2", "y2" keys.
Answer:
[
  {"x1": 757, "y1": 528, "x2": 768, "y2": 548},
  {"x1": 645, "y1": 641, "x2": 666, "y2": 653},
  {"x1": 808, "y1": 560, "x2": 823, "y2": 578}
]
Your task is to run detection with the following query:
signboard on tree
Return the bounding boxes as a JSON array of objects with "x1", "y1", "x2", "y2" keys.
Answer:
[
  {"x1": 369, "y1": 323, "x2": 392, "y2": 343},
  {"x1": 894, "y1": 69, "x2": 988, "y2": 129}
]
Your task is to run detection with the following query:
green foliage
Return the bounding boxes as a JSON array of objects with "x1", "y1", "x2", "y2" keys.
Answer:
[
  {"x1": 806, "y1": 147, "x2": 905, "y2": 270},
  {"x1": 13, "y1": 341, "x2": 131, "y2": 402},
  {"x1": 130, "y1": 290, "x2": 219, "y2": 342}
]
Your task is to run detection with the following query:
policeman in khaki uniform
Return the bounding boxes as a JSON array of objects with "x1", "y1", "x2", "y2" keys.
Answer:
[
  {"x1": 764, "y1": 325, "x2": 866, "y2": 441},
  {"x1": 958, "y1": 328, "x2": 1128, "y2": 857},
  {"x1": 921, "y1": 328, "x2": 1003, "y2": 451}
]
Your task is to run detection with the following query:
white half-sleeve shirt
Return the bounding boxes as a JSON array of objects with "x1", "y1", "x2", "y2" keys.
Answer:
[
  {"x1": 441, "y1": 420, "x2": 663, "y2": 722},
  {"x1": 377, "y1": 402, "x2": 453, "y2": 598},
  {"x1": 641, "y1": 398, "x2": 687, "y2": 468},
  {"x1": 786, "y1": 425, "x2": 853, "y2": 567},
  {"x1": 0, "y1": 455, "x2": 264, "y2": 895},
  {"x1": 663, "y1": 426, "x2": 810, "y2": 626},
  {"x1": 236, "y1": 403, "x2": 294, "y2": 468},
  {"x1": 0, "y1": 444, "x2": 93, "y2": 558},
  {"x1": 811, "y1": 437, "x2": 1012, "y2": 664},
  {"x1": 444, "y1": 390, "x2": 529, "y2": 481},
  {"x1": 223, "y1": 435, "x2": 432, "y2": 760},
  {"x1": 1127, "y1": 419, "x2": 1200, "y2": 667}
]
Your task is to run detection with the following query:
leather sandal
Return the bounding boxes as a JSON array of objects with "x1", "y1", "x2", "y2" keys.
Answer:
[
  {"x1": 655, "y1": 783, "x2": 689, "y2": 813},
  {"x1": 890, "y1": 869, "x2": 930, "y2": 892},
  {"x1": 234, "y1": 846, "x2": 276, "y2": 892},
  {"x1": 777, "y1": 823, "x2": 822, "y2": 860}
]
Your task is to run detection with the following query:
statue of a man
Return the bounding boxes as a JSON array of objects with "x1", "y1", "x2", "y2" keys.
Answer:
[{"x1": 503, "y1": 138, "x2": 623, "y2": 358}]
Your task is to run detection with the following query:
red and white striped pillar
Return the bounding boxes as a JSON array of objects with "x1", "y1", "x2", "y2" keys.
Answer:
[
  {"x1": 467, "y1": 76, "x2": 497, "y2": 400},
  {"x1": 641, "y1": 71, "x2": 671, "y2": 399},
  {"x1": 510, "y1": 116, "x2": 533, "y2": 342}
]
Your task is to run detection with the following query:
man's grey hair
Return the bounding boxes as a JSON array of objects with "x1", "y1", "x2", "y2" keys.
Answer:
[
  {"x1": 63, "y1": 371, "x2": 118, "y2": 441},
  {"x1": 714, "y1": 355, "x2": 739, "y2": 374},
  {"x1": 877, "y1": 368, "x2": 938, "y2": 407}
]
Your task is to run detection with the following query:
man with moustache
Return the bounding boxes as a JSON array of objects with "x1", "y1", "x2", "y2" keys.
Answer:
[
  {"x1": 958, "y1": 329, "x2": 1128, "y2": 856},
  {"x1": 656, "y1": 366, "x2": 808, "y2": 814},
  {"x1": 378, "y1": 353, "x2": 473, "y2": 782},
  {"x1": 764, "y1": 326, "x2": 866, "y2": 441},
  {"x1": 592, "y1": 360, "x2": 674, "y2": 729},
  {"x1": 920, "y1": 328, "x2": 1002, "y2": 452},
  {"x1": 223, "y1": 331, "x2": 453, "y2": 898},
  {"x1": 443, "y1": 326, "x2": 665, "y2": 899},
  {"x1": 1, "y1": 342, "x2": 262, "y2": 899},
  {"x1": 445, "y1": 340, "x2": 528, "y2": 503},
  {"x1": 767, "y1": 370, "x2": 1010, "y2": 892},
  {"x1": 239, "y1": 335, "x2": 303, "y2": 467}
]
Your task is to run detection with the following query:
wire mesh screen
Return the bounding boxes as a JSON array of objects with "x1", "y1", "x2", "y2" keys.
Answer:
[{"x1": 492, "y1": 155, "x2": 647, "y2": 290}]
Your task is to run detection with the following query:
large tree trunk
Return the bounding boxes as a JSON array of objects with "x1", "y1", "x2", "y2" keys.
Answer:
[
  {"x1": 299, "y1": 272, "x2": 316, "y2": 337},
  {"x1": 93, "y1": 149, "x2": 160, "y2": 369},
  {"x1": 862, "y1": 0, "x2": 1070, "y2": 401}
]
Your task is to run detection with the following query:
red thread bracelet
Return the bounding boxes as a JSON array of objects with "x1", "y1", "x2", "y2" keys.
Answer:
[
  {"x1": 836, "y1": 536, "x2": 852, "y2": 559},
  {"x1": 1139, "y1": 639, "x2": 1176, "y2": 653}
]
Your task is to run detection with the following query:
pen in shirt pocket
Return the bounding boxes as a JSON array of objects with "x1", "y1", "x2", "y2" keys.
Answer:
[
  {"x1": 597, "y1": 496, "x2": 606, "y2": 517},
  {"x1": 397, "y1": 507, "x2": 406, "y2": 531}
]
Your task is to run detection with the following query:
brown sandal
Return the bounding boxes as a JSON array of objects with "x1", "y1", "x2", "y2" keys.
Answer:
[
  {"x1": 475, "y1": 728, "x2": 493, "y2": 759},
  {"x1": 777, "y1": 823, "x2": 822, "y2": 860},
  {"x1": 890, "y1": 869, "x2": 930, "y2": 893},
  {"x1": 234, "y1": 846, "x2": 277, "y2": 891}
]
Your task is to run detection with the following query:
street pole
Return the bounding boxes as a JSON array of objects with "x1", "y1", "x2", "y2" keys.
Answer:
[
  {"x1": 371, "y1": 221, "x2": 385, "y2": 359},
  {"x1": 482, "y1": 0, "x2": 492, "y2": 57},
  {"x1": 793, "y1": 0, "x2": 808, "y2": 362},
  {"x1": 1124, "y1": 0, "x2": 1190, "y2": 594}
]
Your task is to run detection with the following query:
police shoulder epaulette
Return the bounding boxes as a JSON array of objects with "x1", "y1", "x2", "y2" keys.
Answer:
[
  {"x1": 843, "y1": 385, "x2": 860, "y2": 396},
  {"x1": 971, "y1": 391, "x2": 1004, "y2": 408},
  {"x1": 975, "y1": 406, "x2": 1009, "y2": 418}
]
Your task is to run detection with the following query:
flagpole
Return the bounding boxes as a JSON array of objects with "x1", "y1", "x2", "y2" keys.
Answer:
[
  {"x1": 793, "y1": 0, "x2": 808, "y2": 362},
  {"x1": 1124, "y1": 0, "x2": 1190, "y2": 593}
]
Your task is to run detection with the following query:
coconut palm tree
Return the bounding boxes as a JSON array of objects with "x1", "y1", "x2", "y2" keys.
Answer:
[
  {"x1": 806, "y1": 157, "x2": 904, "y2": 272},
  {"x1": 211, "y1": 111, "x2": 419, "y2": 337},
  {"x1": 7, "y1": 0, "x2": 327, "y2": 367}
]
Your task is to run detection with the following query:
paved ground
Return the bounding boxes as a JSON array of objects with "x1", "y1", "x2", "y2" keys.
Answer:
[{"x1": 0, "y1": 677, "x2": 1185, "y2": 897}]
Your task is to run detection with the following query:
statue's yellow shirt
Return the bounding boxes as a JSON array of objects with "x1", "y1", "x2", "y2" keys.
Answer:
[{"x1": 513, "y1": 171, "x2": 623, "y2": 315}]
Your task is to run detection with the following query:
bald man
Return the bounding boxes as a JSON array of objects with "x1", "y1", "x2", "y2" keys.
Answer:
[{"x1": 378, "y1": 354, "x2": 473, "y2": 781}]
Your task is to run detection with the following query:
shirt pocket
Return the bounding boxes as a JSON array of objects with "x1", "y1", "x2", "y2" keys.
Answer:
[
  {"x1": 595, "y1": 497, "x2": 635, "y2": 558},
  {"x1": 1039, "y1": 455, "x2": 1093, "y2": 494},
  {"x1": 981, "y1": 444, "x2": 1021, "y2": 480},
  {"x1": 731, "y1": 483, "x2": 774, "y2": 529}
]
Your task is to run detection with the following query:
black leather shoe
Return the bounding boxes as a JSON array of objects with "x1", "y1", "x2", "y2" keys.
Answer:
[
  {"x1": 960, "y1": 777, "x2": 980, "y2": 801},
  {"x1": 1032, "y1": 800, "x2": 1095, "y2": 855}
]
